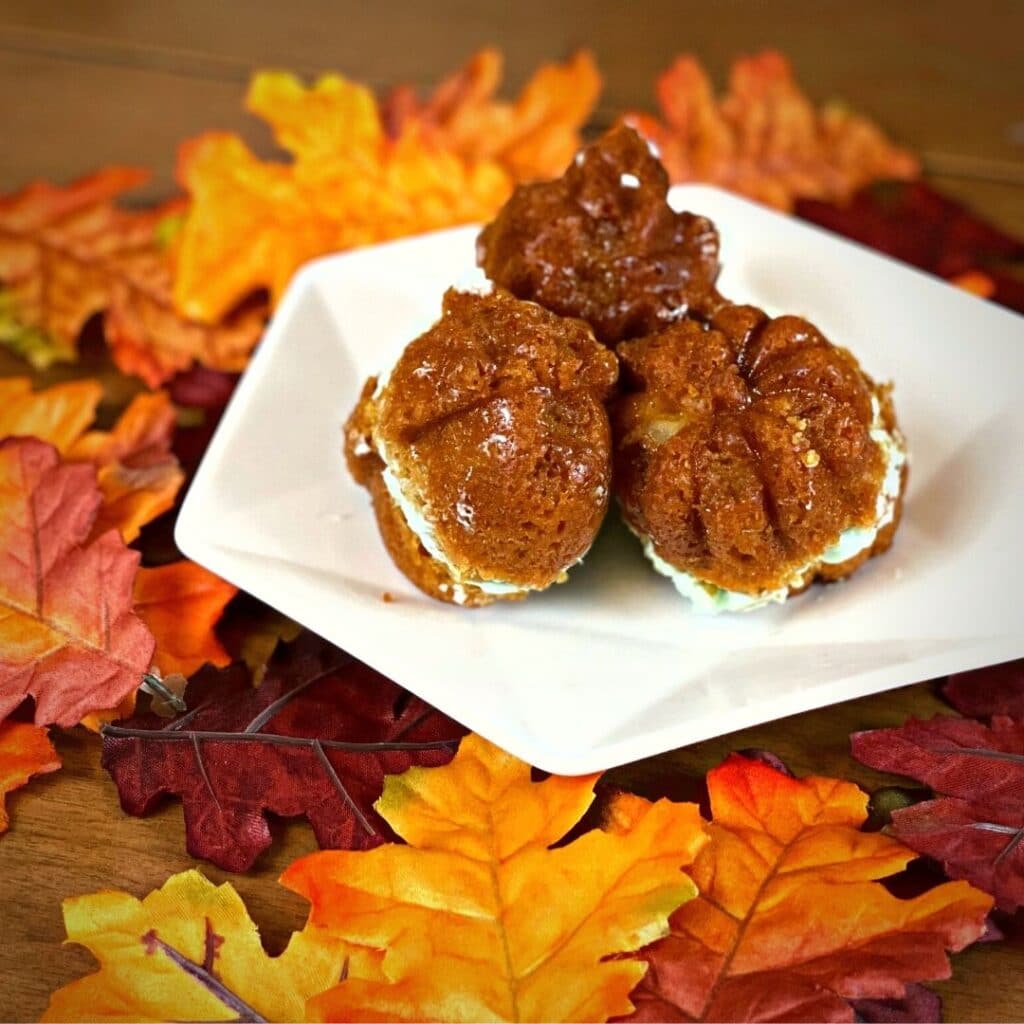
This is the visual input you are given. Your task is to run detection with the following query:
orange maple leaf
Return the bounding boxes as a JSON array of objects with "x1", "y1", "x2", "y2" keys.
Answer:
[
  {"x1": 0, "y1": 719, "x2": 60, "y2": 833},
  {"x1": 0, "y1": 168, "x2": 265, "y2": 386},
  {"x1": 68, "y1": 390, "x2": 185, "y2": 542},
  {"x1": 622, "y1": 754, "x2": 993, "y2": 1023},
  {"x1": 0, "y1": 378, "x2": 184, "y2": 543},
  {"x1": 0, "y1": 437, "x2": 154, "y2": 726},
  {"x1": 382, "y1": 48, "x2": 602, "y2": 182},
  {"x1": 173, "y1": 51, "x2": 601, "y2": 325},
  {"x1": 283, "y1": 733, "x2": 707, "y2": 1023},
  {"x1": 623, "y1": 51, "x2": 919, "y2": 210},
  {"x1": 133, "y1": 561, "x2": 237, "y2": 678},
  {"x1": 43, "y1": 869, "x2": 351, "y2": 1022},
  {"x1": 0, "y1": 377, "x2": 102, "y2": 451}
]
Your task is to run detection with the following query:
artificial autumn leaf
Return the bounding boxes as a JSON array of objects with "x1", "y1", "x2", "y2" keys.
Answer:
[
  {"x1": 232, "y1": 604, "x2": 303, "y2": 686},
  {"x1": 944, "y1": 659, "x2": 1024, "y2": 720},
  {"x1": 850, "y1": 984, "x2": 942, "y2": 1024},
  {"x1": 173, "y1": 51, "x2": 599, "y2": 324},
  {"x1": 0, "y1": 378, "x2": 185, "y2": 544},
  {"x1": 797, "y1": 181, "x2": 1024, "y2": 281},
  {"x1": 132, "y1": 561, "x2": 236, "y2": 678},
  {"x1": 69, "y1": 390, "x2": 185, "y2": 542},
  {"x1": 0, "y1": 167, "x2": 264, "y2": 386},
  {"x1": 43, "y1": 868, "x2": 349, "y2": 1022},
  {"x1": 282, "y1": 734, "x2": 707, "y2": 1023},
  {"x1": 0, "y1": 377, "x2": 102, "y2": 451},
  {"x1": 381, "y1": 48, "x2": 601, "y2": 182},
  {"x1": 621, "y1": 754, "x2": 991, "y2": 1023},
  {"x1": 102, "y1": 636, "x2": 466, "y2": 871},
  {"x1": 623, "y1": 50, "x2": 919, "y2": 210},
  {"x1": 0, "y1": 437, "x2": 153, "y2": 726},
  {"x1": 853, "y1": 716, "x2": 1024, "y2": 912},
  {"x1": 0, "y1": 719, "x2": 60, "y2": 833}
]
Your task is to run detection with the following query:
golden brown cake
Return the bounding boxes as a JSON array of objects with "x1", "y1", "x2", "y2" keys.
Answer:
[
  {"x1": 477, "y1": 125, "x2": 723, "y2": 345},
  {"x1": 612, "y1": 303, "x2": 907, "y2": 611},
  {"x1": 345, "y1": 288, "x2": 618, "y2": 606}
]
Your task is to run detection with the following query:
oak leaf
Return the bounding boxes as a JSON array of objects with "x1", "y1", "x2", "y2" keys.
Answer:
[
  {"x1": 853, "y1": 715, "x2": 1024, "y2": 912},
  {"x1": 42, "y1": 868, "x2": 350, "y2": 1022},
  {"x1": 0, "y1": 719, "x2": 60, "y2": 833},
  {"x1": 622, "y1": 754, "x2": 991, "y2": 1023},
  {"x1": 132, "y1": 562, "x2": 236, "y2": 679},
  {"x1": 173, "y1": 51, "x2": 599, "y2": 324},
  {"x1": 944, "y1": 659, "x2": 1024, "y2": 720},
  {"x1": 102, "y1": 636, "x2": 466, "y2": 871},
  {"x1": 623, "y1": 50, "x2": 918, "y2": 210},
  {"x1": 0, "y1": 437, "x2": 154, "y2": 726},
  {"x1": 282, "y1": 733, "x2": 708, "y2": 1023},
  {"x1": 0, "y1": 167, "x2": 264, "y2": 386}
]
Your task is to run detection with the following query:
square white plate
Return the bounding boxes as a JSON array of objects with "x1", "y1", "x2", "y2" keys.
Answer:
[{"x1": 176, "y1": 185, "x2": 1024, "y2": 775}]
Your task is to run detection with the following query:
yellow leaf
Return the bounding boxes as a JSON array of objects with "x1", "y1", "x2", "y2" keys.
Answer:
[
  {"x1": 0, "y1": 377, "x2": 102, "y2": 453},
  {"x1": 173, "y1": 51, "x2": 600, "y2": 325},
  {"x1": 282, "y1": 733, "x2": 707, "y2": 1022},
  {"x1": 43, "y1": 869, "x2": 350, "y2": 1023}
]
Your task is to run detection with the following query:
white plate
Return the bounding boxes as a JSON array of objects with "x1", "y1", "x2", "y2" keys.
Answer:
[{"x1": 176, "y1": 185, "x2": 1024, "y2": 775}]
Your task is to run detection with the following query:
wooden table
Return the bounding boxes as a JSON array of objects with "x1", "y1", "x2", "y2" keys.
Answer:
[{"x1": 1, "y1": 3, "x2": 1022, "y2": 1021}]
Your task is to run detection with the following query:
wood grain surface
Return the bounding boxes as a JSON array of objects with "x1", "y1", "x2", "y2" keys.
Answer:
[{"x1": 1, "y1": 2, "x2": 1022, "y2": 1021}]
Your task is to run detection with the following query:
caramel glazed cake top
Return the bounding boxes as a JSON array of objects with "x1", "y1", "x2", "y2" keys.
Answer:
[
  {"x1": 346, "y1": 287, "x2": 618, "y2": 606},
  {"x1": 612, "y1": 305, "x2": 907, "y2": 612},
  {"x1": 477, "y1": 124, "x2": 723, "y2": 345}
]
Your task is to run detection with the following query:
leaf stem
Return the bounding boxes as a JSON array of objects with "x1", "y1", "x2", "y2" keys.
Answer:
[
  {"x1": 143, "y1": 928, "x2": 267, "y2": 1023},
  {"x1": 101, "y1": 724, "x2": 458, "y2": 753}
]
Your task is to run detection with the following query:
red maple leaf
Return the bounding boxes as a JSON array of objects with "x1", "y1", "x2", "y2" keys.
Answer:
[
  {"x1": 0, "y1": 437, "x2": 154, "y2": 726},
  {"x1": 101, "y1": 634, "x2": 467, "y2": 871},
  {"x1": 852, "y1": 714, "x2": 1024, "y2": 912}
]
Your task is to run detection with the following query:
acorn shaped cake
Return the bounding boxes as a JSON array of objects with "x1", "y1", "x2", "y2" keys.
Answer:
[
  {"x1": 345, "y1": 287, "x2": 619, "y2": 606},
  {"x1": 477, "y1": 124, "x2": 723, "y2": 344},
  {"x1": 611, "y1": 304, "x2": 907, "y2": 612}
]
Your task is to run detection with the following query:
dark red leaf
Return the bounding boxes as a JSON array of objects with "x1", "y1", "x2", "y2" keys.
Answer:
[
  {"x1": 168, "y1": 365, "x2": 239, "y2": 410},
  {"x1": 852, "y1": 716, "x2": 1024, "y2": 911},
  {"x1": 100, "y1": 633, "x2": 467, "y2": 871},
  {"x1": 944, "y1": 660, "x2": 1024, "y2": 720},
  {"x1": 851, "y1": 983, "x2": 941, "y2": 1023},
  {"x1": 797, "y1": 181, "x2": 1023, "y2": 280},
  {"x1": 986, "y1": 268, "x2": 1024, "y2": 315}
]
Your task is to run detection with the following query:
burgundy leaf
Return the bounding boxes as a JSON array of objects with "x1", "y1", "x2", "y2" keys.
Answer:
[
  {"x1": 169, "y1": 365, "x2": 239, "y2": 410},
  {"x1": 944, "y1": 660, "x2": 1024, "y2": 720},
  {"x1": 852, "y1": 716, "x2": 1024, "y2": 911},
  {"x1": 101, "y1": 633, "x2": 467, "y2": 871},
  {"x1": 851, "y1": 983, "x2": 941, "y2": 1023},
  {"x1": 797, "y1": 182, "x2": 1023, "y2": 281}
]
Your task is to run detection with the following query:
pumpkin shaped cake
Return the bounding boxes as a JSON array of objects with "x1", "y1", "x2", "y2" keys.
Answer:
[
  {"x1": 477, "y1": 124, "x2": 723, "y2": 344},
  {"x1": 345, "y1": 287, "x2": 618, "y2": 605},
  {"x1": 612, "y1": 303, "x2": 907, "y2": 611}
]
